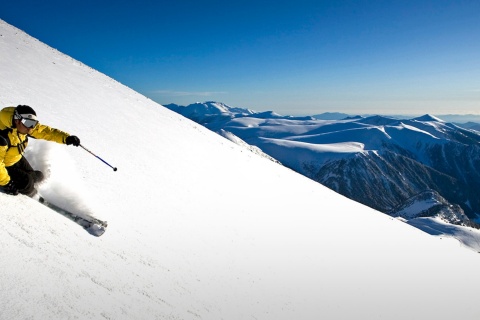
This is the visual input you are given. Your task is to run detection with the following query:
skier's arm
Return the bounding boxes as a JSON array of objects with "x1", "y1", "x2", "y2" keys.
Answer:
[{"x1": 30, "y1": 123, "x2": 70, "y2": 144}]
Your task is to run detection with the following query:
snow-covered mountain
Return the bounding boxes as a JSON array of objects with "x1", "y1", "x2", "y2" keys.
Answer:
[
  {"x1": 459, "y1": 121, "x2": 480, "y2": 132},
  {"x1": 314, "y1": 112, "x2": 480, "y2": 124},
  {"x1": 2, "y1": 19, "x2": 480, "y2": 320},
  {"x1": 163, "y1": 101, "x2": 254, "y2": 127},
  {"x1": 167, "y1": 103, "x2": 480, "y2": 232}
]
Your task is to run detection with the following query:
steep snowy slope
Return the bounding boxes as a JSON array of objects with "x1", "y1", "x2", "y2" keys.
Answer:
[{"x1": 1, "y1": 20, "x2": 480, "y2": 320}]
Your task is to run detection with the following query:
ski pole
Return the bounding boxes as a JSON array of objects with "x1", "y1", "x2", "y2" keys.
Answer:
[{"x1": 79, "y1": 144, "x2": 118, "y2": 172}]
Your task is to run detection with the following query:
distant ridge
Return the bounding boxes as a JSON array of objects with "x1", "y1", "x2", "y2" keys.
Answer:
[{"x1": 313, "y1": 112, "x2": 351, "y2": 120}]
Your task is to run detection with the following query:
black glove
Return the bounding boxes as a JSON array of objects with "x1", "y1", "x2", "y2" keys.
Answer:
[
  {"x1": 2, "y1": 180, "x2": 19, "y2": 196},
  {"x1": 66, "y1": 135, "x2": 80, "y2": 147}
]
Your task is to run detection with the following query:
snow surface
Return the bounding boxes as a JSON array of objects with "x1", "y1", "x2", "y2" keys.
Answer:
[
  {"x1": 407, "y1": 217, "x2": 480, "y2": 252},
  {"x1": 2, "y1": 19, "x2": 480, "y2": 320}
]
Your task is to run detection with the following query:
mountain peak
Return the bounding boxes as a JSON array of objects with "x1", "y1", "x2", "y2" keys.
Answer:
[
  {"x1": 412, "y1": 114, "x2": 445, "y2": 122},
  {"x1": 357, "y1": 115, "x2": 400, "y2": 126},
  {"x1": 165, "y1": 101, "x2": 255, "y2": 117}
]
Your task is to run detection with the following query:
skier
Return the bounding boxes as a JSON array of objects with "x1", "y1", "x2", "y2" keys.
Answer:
[{"x1": 0, "y1": 105, "x2": 81, "y2": 196}]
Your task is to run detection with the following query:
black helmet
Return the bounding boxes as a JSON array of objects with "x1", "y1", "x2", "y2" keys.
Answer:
[{"x1": 14, "y1": 105, "x2": 37, "y2": 119}]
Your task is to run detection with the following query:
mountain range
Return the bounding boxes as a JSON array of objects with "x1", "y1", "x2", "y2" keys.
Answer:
[{"x1": 166, "y1": 102, "x2": 480, "y2": 230}]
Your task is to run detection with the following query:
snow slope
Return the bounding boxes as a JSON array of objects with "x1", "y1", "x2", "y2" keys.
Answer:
[{"x1": 1, "y1": 19, "x2": 480, "y2": 320}]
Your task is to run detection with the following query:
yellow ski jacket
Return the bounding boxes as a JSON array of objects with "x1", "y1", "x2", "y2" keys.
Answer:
[{"x1": 0, "y1": 106, "x2": 71, "y2": 186}]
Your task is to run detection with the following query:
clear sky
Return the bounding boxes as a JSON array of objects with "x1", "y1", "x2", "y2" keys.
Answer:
[{"x1": 2, "y1": 0, "x2": 480, "y2": 115}]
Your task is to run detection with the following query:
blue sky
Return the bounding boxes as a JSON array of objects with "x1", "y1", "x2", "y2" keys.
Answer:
[{"x1": 3, "y1": 0, "x2": 480, "y2": 115}]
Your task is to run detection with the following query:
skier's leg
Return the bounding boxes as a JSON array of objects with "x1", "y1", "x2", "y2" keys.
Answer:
[{"x1": 6, "y1": 157, "x2": 41, "y2": 196}]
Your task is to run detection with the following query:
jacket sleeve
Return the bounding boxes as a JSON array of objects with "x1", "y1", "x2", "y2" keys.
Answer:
[
  {"x1": 0, "y1": 145, "x2": 10, "y2": 186},
  {"x1": 30, "y1": 123, "x2": 70, "y2": 144}
]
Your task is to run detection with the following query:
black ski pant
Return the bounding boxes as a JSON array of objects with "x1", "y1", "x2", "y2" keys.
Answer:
[{"x1": 6, "y1": 157, "x2": 44, "y2": 196}]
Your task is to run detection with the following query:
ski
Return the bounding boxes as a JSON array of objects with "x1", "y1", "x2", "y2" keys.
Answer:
[{"x1": 32, "y1": 194, "x2": 107, "y2": 237}]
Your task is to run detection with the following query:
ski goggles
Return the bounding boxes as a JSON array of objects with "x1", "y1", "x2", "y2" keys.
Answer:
[
  {"x1": 20, "y1": 118, "x2": 38, "y2": 129},
  {"x1": 14, "y1": 109, "x2": 39, "y2": 128},
  {"x1": 20, "y1": 117, "x2": 39, "y2": 128}
]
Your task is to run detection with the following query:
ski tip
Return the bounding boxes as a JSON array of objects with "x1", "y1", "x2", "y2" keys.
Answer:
[{"x1": 86, "y1": 224, "x2": 107, "y2": 237}]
